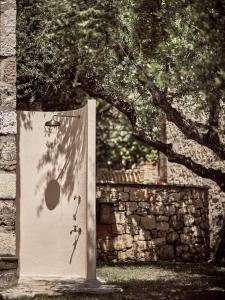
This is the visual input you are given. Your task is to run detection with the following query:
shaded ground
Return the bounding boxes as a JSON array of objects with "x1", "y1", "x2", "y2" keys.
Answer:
[{"x1": 3, "y1": 262, "x2": 225, "y2": 300}]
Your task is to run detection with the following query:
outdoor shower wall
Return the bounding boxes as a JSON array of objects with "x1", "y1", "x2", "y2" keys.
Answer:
[
  {"x1": 97, "y1": 183, "x2": 210, "y2": 262},
  {"x1": 17, "y1": 102, "x2": 96, "y2": 280}
]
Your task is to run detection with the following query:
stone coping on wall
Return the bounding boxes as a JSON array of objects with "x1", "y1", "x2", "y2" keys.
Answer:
[{"x1": 97, "y1": 181, "x2": 209, "y2": 191}]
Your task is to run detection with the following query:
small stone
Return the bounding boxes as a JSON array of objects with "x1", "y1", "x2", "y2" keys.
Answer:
[
  {"x1": 138, "y1": 202, "x2": 150, "y2": 209},
  {"x1": 141, "y1": 215, "x2": 156, "y2": 230},
  {"x1": 180, "y1": 233, "x2": 191, "y2": 244},
  {"x1": 118, "y1": 202, "x2": 126, "y2": 211},
  {"x1": 184, "y1": 214, "x2": 195, "y2": 227},
  {"x1": 192, "y1": 226, "x2": 202, "y2": 238},
  {"x1": 119, "y1": 192, "x2": 130, "y2": 201},
  {"x1": 156, "y1": 215, "x2": 169, "y2": 222},
  {"x1": 157, "y1": 221, "x2": 169, "y2": 231},
  {"x1": 194, "y1": 199, "x2": 203, "y2": 208}
]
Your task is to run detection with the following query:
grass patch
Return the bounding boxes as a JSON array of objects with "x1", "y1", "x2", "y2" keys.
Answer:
[{"x1": 4, "y1": 262, "x2": 225, "y2": 300}]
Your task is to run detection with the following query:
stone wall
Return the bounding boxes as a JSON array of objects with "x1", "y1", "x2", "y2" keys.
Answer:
[
  {"x1": 0, "y1": 0, "x2": 17, "y2": 260},
  {"x1": 97, "y1": 183, "x2": 210, "y2": 263},
  {"x1": 167, "y1": 121, "x2": 225, "y2": 253}
]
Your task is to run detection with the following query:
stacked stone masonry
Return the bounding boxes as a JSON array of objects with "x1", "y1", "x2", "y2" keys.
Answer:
[
  {"x1": 97, "y1": 183, "x2": 210, "y2": 263},
  {"x1": 167, "y1": 121, "x2": 225, "y2": 252},
  {"x1": 0, "y1": 0, "x2": 17, "y2": 261}
]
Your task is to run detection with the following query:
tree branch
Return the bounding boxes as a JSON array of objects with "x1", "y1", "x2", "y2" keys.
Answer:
[
  {"x1": 132, "y1": 125, "x2": 225, "y2": 192},
  {"x1": 139, "y1": 72, "x2": 225, "y2": 160},
  {"x1": 80, "y1": 76, "x2": 225, "y2": 192}
]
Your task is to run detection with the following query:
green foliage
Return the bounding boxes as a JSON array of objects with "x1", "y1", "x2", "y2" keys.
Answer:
[
  {"x1": 97, "y1": 101, "x2": 158, "y2": 168},
  {"x1": 17, "y1": 0, "x2": 225, "y2": 166}
]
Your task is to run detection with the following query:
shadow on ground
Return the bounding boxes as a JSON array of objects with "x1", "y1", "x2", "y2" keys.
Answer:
[{"x1": 2, "y1": 262, "x2": 225, "y2": 300}]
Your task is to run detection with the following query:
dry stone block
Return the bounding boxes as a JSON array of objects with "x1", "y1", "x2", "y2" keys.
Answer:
[
  {"x1": 0, "y1": 200, "x2": 15, "y2": 231},
  {"x1": 166, "y1": 232, "x2": 179, "y2": 244},
  {"x1": 118, "y1": 202, "x2": 125, "y2": 211},
  {"x1": 99, "y1": 204, "x2": 112, "y2": 224},
  {"x1": 0, "y1": 232, "x2": 15, "y2": 255},
  {"x1": 128, "y1": 215, "x2": 140, "y2": 227},
  {"x1": 0, "y1": 6, "x2": 16, "y2": 56},
  {"x1": 149, "y1": 204, "x2": 164, "y2": 215},
  {"x1": 99, "y1": 239, "x2": 113, "y2": 252},
  {"x1": 0, "y1": 83, "x2": 16, "y2": 111},
  {"x1": 0, "y1": 111, "x2": 17, "y2": 135},
  {"x1": 138, "y1": 229, "x2": 152, "y2": 241},
  {"x1": 170, "y1": 215, "x2": 183, "y2": 230},
  {"x1": 0, "y1": 135, "x2": 16, "y2": 159},
  {"x1": 118, "y1": 249, "x2": 135, "y2": 260},
  {"x1": 113, "y1": 212, "x2": 126, "y2": 224},
  {"x1": 119, "y1": 192, "x2": 129, "y2": 201},
  {"x1": 159, "y1": 245, "x2": 175, "y2": 260},
  {"x1": 176, "y1": 245, "x2": 189, "y2": 256},
  {"x1": 141, "y1": 215, "x2": 156, "y2": 230},
  {"x1": 126, "y1": 202, "x2": 138, "y2": 215},
  {"x1": 0, "y1": 57, "x2": 16, "y2": 84},
  {"x1": 138, "y1": 202, "x2": 150, "y2": 209},
  {"x1": 112, "y1": 224, "x2": 125, "y2": 235},
  {"x1": 157, "y1": 221, "x2": 169, "y2": 231},
  {"x1": 194, "y1": 199, "x2": 203, "y2": 208},
  {"x1": 156, "y1": 215, "x2": 169, "y2": 222},
  {"x1": 154, "y1": 237, "x2": 166, "y2": 246},
  {"x1": 183, "y1": 214, "x2": 195, "y2": 226},
  {"x1": 164, "y1": 205, "x2": 176, "y2": 216},
  {"x1": 192, "y1": 225, "x2": 202, "y2": 237},
  {"x1": 130, "y1": 188, "x2": 147, "y2": 201},
  {"x1": 180, "y1": 233, "x2": 191, "y2": 244},
  {"x1": 136, "y1": 241, "x2": 148, "y2": 251},
  {"x1": 0, "y1": 173, "x2": 16, "y2": 199},
  {"x1": 113, "y1": 234, "x2": 133, "y2": 250}
]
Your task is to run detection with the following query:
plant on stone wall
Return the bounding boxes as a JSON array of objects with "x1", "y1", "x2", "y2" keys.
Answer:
[{"x1": 17, "y1": 0, "x2": 225, "y2": 192}]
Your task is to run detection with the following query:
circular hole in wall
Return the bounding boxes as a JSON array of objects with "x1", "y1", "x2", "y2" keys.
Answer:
[{"x1": 45, "y1": 180, "x2": 60, "y2": 210}]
